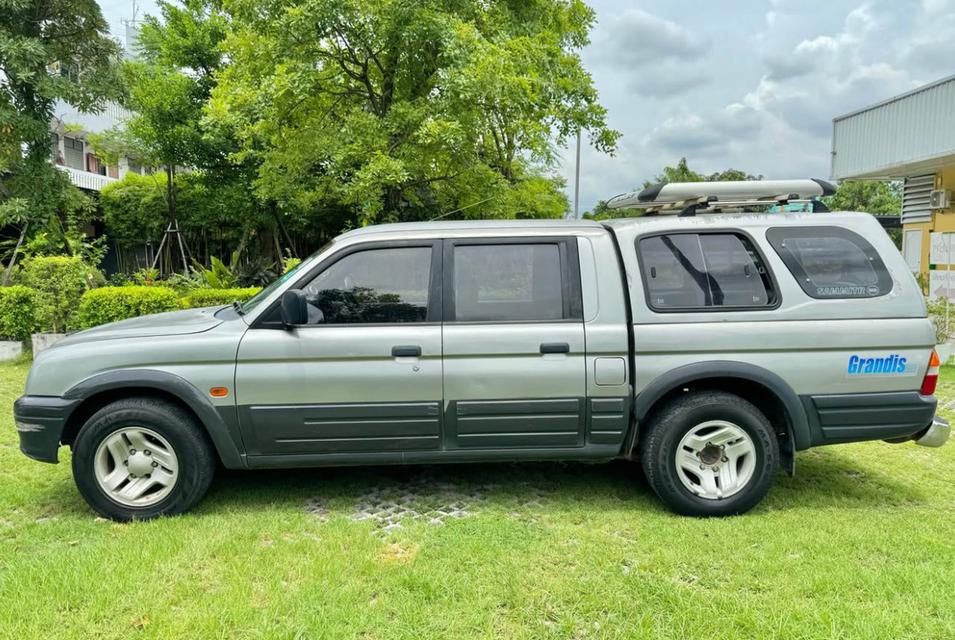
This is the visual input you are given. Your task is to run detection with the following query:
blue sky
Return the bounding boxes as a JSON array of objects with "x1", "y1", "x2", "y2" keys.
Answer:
[{"x1": 99, "y1": 0, "x2": 955, "y2": 214}]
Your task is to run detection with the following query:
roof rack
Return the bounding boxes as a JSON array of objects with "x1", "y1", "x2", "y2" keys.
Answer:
[{"x1": 606, "y1": 178, "x2": 836, "y2": 216}]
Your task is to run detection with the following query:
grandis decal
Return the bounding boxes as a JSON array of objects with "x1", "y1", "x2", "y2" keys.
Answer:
[{"x1": 847, "y1": 354, "x2": 908, "y2": 375}]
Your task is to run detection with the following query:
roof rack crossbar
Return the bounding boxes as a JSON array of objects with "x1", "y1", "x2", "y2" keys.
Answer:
[{"x1": 635, "y1": 194, "x2": 825, "y2": 216}]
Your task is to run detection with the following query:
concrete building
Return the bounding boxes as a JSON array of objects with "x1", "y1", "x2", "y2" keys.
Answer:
[
  {"x1": 50, "y1": 99, "x2": 140, "y2": 192},
  {"x1": 49, "y1": 23, "x2": 144, "y2": 193},
  {"x1": 831, "y1": 74, "x2": 955, "y2": 298}
]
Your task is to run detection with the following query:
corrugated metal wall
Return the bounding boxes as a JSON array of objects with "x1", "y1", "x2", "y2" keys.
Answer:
[
  {"x1": 831, "y1": 75, "x2": 955, "y2": 179},
  {"x1": 901, "y1": 175, "x2": 935, "y2": 224}
]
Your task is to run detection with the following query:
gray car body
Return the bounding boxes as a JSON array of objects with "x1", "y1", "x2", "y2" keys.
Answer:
[{"x1": 15, "y1": 212, "x2": 938, "y2": 471}]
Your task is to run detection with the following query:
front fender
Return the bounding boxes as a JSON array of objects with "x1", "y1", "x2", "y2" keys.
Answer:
[{"x1": 64, "y1": 369, "x2": 246, "y2": 469}]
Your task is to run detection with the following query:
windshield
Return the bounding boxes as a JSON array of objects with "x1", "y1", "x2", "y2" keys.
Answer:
[{"x1": 240, "y1": 243, "x2": 331, "y2": 312}]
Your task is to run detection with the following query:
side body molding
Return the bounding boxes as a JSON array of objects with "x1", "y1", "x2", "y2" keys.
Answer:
[
  {"x1": 632, "y1": 360, "x2": 811, "y2": 452},
  {"x1": 64, "y1": 369, "x2": 246, "y2": 469}
]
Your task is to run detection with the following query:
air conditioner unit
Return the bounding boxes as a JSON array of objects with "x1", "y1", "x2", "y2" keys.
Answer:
[{"x1": 930, "y1": 189, "x2": 952, "y2": 209}]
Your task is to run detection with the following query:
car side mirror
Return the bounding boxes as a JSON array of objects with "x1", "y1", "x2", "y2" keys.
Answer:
[{"x1": 280, "y1": 289, "x2": 308, "y2": 327}]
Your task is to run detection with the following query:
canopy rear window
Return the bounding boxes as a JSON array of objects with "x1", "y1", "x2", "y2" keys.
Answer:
[{"x1": 766, "y1": 226, "x2": 892, "y2": 299}]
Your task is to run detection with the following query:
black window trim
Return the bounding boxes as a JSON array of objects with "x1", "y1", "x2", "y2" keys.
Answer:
[
  {"x1": 442, "y1": 236, "x2": 584, "y2": 324},
  {"x1": 766, "y1": 225, "x2": 893, "y2": 300},
  {"x1": 635, "y1": 229, "x2": 782, "y2": 314},
  {"x1": 251, "y1": 239, "x2": 443, "y2": 330}
]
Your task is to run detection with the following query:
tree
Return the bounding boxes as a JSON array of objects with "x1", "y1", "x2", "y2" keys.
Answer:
[
  {"x1": 210, "y1": 0, "x2": 619, "y2": 225},
  {"x1": 119, "y1": 62, "x2": 208, "y2": 270},
  {"x1": 582, "y1": 199, "x2": 611, "y2": 220},
  {"x1": 823, "y1": 180, "x2": 903, "y2": 247},
  {"x1": 96, "y1": 0, "x2": 279, "y2": 272},
  {"x1": 0, "y1": 0, "x2": 121, "y2": 282},
  {"x1": 822, "y1": 180, "x2": 901, "y2": 214},
  {"x1": 99, "y1": 170, "x2": 264, "y2": 270},
  {"x1": 586, "y1": 159, "x2": 763, "y2": 219},
  {"x1": 643, "y1": 158, "x2": 762, "y2": 188}
]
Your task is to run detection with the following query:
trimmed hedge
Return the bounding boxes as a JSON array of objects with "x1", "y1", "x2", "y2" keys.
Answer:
[
  {"x1": 74, "y1": 286, "x2": 182, "y2": 329},
  {"x1": 0, "y1": 286, "x2": 39, "y2": 341},
  {"x1": 181, "y1": 287, "x2": 262, "y2": 309}
]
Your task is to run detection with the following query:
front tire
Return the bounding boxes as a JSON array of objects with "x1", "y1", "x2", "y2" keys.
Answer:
[
  {"x1": 640, "y1": 391, "x2": 779, "y2": 517},
  {"x1": 71, "y1": 398, "x2": 216, "y2": 521}
]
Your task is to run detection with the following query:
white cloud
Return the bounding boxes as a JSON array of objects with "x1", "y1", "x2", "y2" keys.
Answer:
[
  {"x1": 637, "y1": 2, "x2": 925, "y2": 182},
  {"x1": 594, "y1": 9, "x2": 711, "y2": 66},
  {"x1": 585, "y1": 8, "x2": 713, "y2": 98},
  {"x1": 901, "y1": 0, "x2": 955, "y2": 74}
]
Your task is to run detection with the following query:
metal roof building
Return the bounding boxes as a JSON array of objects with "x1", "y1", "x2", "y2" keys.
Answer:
[
  {"x1": 831, "y1": 74, "x2": 955, "y2": 183},
  {"x1": 831, "y1": 74, "x2": 955, "y2": 226},
  {"x1": 830, "y1": 74, "x2": 955, "y2": 297}
]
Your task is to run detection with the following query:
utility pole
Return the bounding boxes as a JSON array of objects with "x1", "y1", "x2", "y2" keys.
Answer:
[{"x1": 574, "y1": 129, "x2": 582, "y2": 219}]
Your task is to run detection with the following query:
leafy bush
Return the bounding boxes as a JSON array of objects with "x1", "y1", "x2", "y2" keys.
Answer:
[
  {"x1": 181, "y1": 287, "x2": 262, "y2": 309},
  {"x1": 926, "y1": 298, "x2": 953, "y2": 344},
  {"x1": 133, "y1": 267, "x2": 161, "y2": 286},
  {"x1": 74, "y1": 286, "x2": 182, "y2": 329},
  {"x1": 0, "y1": 286, "x2": 39, "y2": 341},
  {"x1": 99, "y1": 172, "x2": 169, "y2": 248},
  {"x1": 164, "y1": 270, "x2": 206, "y2": 294},
  {"x1": 193, "y1": 254, "x2": 239, "y2": 289},
  {"x1": 283, "y1": 256, "x2": 302, "y2": 274},
  {"x1": 107, "y1": 272, "x2": 135, "y2": 286},
  {"x1": 18, "y1": 256, "x2": 104, "y2": 332}
]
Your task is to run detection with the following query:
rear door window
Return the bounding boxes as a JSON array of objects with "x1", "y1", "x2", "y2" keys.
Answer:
[
  {"x1": 766, "y1": 227, "x2": 892, "y2": 299},
  {"x1": 448, "y1": 240, "x2": 582, "y2": 322},
  {"x1": 637, "y1": 232, "x2": 777, "y2": 310}
]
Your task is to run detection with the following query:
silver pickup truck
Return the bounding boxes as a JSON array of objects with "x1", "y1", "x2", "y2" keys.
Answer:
[{"x1": 13, "y1": 181, "x2": 950, "y2": 520}]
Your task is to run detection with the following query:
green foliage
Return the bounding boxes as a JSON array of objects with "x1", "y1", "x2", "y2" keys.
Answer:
[
  {"x1": 211, "y1": 0, "x2": 618, "y2": 224},
  {"x1": 823, "y1": 180, "x2": 902, "y2": 215},
  {"x1": 99, "y1": 173, "x2": 169, "y2": 248},
  {"x1": 18, "y1": 256, "x2": 103, "y2": 333},
  {"x1": 586, "y1": 159, "x2": 762, "y2": 220},
  {"x1": 643, "y1": 158, "x2": 762, "y2": 188},
  {"x1": 99, "y1": 162, "x2": 265, "y2": 263},
  {"x1": 926, "y1": 297, "x2": 953, "y2": 344},
  {"x1": 824, "y1": 180, "x2": 903, "y2": 248},
  {"x1": 134, "y1": 267, "x2": 162, "y2": 286},
  {"x1": 0, "y1": 286, "x2": 39, "y2": 341},
  {"x1": 0, "y1": 171, "x2": 103, "y2": 283},
  {"x1": 0, "y1": 0, "x2": 121, "y2": 276},
  {"x1": 283, "y1": 256, "x2": 302, "y2": 274},
  {"x1": 74, "y1": 286, "x2": 182, "y2": 329},
  {"x1": 109, "y1": 1, "x2": 264, "y2": 274},
  {"x1": 18, "y1": 187, "x2": 108, "y2": 266},
  {"x1": 181, "y1": 287, "x2": 262, "y2": 308},
  {"x1": 122, "y1": 62, "x2": 210, "y2": 171},
  {"x1": 164, "y1": 270, "x2": 206, "y2": 293},
  {"x1": 193, "y1": 253, "x2": 240, "y2": 288}
]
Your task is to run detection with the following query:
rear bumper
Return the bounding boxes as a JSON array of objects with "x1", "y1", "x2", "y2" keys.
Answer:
[
  {"x1": 914, "y1": 416, "x2": 950, "y2": 448},
  {"x1": 804, "y1": 391, "x2": 937, "y2": 446},
  {"x1": 13, "y1": 396, "x2": 79, "y2": 463}
]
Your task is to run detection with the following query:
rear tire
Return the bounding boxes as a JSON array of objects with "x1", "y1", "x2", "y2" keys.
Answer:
[
  {"x1": 71, "y1": 398, "x2": 216, "y2": 521},
  {"x1": 640, "y1": 391, "x2": 779, "y2": 517}
]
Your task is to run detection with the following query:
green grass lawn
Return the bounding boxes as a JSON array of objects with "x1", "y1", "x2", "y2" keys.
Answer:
[{"x1": 1, "y1": 360, "x2": 953, "y2": 639}]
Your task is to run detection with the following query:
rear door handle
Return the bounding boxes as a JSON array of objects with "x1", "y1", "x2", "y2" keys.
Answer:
[
  {"x1": 540, "y1": 342, "x2": 570, "y2": 354},
  {"x1": 392, "y1": 345, "x2": 422, "y2": 358}
]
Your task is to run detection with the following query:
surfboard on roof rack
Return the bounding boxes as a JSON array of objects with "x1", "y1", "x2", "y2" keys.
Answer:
[{"x1": 606, "y1": 178, "x2": 837, "y2": 216}]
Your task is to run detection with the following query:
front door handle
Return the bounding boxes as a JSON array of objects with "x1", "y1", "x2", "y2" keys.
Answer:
[
  {"x1": 392, "y1": 345, "x2": 422, "y2": 358},
  {"x1": 540, "y1": 342, "x2": 570, "y2": 354}
]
